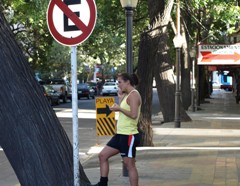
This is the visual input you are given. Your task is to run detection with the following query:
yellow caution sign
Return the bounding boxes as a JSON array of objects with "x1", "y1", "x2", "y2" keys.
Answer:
[{"x1": 96, "y1": 97, "x2": 116, "y2": 136}]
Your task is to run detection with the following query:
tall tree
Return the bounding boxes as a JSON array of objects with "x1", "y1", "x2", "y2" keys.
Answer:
[
  {"x1": 151, "y1": 0, "x2": 191, "y2": 122},
  {"x1": 0, "y1": 7, "x2": 90, "y2": 185},
  {"x1": 137, "y1": 0, "x2": 191, "y2": 146}
]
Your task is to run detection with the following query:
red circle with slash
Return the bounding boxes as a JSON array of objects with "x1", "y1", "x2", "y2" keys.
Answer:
[{"x1": 47, "y1": 0, "x2": 96, "y2": 46}]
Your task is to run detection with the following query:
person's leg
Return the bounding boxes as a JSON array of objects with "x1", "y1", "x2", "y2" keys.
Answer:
[
  {"x1": 119, "y1": 134, "x2": 140, "y2": 186},
  {"x1": 88, "y1": 134, "x2": 120, "y2": 186},
  {"x1": 99, "y1": 145, "x2": 119, "y2": 177},
  {"x1": 88, "y1": 146, "x2": 119, "y2": 186},
  {"x1": 123, "y1": 157, "x2": 139, "y2": 186}
]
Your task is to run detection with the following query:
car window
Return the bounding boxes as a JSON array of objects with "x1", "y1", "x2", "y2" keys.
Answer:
[
  {"x1": 44, "y1": 79, "x2": 65, "y2": 85},
  {"x1": 78, "y1": 84, "x2": 88, "y2": 89},
  {"x1": 104, "y1": 82, "x2": 116, "y2": 86},
  {"x1": 51, "y1": 79, "x2": 65, "y2": 84},
  {"x1": 87, "y1": 82, "x2": 96, "y2": 86},
  {"x1": 43, "y1": 85, "x2": 54, "y2": 92}
]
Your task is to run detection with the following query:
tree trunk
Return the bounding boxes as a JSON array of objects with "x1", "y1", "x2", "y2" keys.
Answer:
[
  {"x1": 0, "y1": 9, "x2": 89, "y2": 186},
  {"x1": 149, "y1": 0, "x2": 191, "y2": 122},
  {"x1": 136, "y1": 0, "x2": 170, "y2": 146},
  {"x1": 137, "y1": 0, "x2": 191, "y2": 146},
  {"x1": 154, "y1": 31, "x2": 191, "y2": 122},
  {"x1": 137, "y1": 32, "x2": 154, "y2": 146},
  {"x1": 181, "y1": 22, "x2": 191, "y2": 110}
]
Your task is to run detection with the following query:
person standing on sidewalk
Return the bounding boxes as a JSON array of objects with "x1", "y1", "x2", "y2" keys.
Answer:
[
  {"x1": 96, "y1": 80, "x2": 103, "y2": 96},
  {"x1": 88, "y1": 73, "x2": 142, "y2": 186}
]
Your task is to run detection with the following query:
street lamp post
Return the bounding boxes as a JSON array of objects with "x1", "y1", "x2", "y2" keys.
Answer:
[
  {"x1": 173, "y1": 0, "x2": 182, "y2": 128},
  {"x1": 173, "y1": 38, "x2": 182, "y2": 128},
  {"x1": 120, "y1": 0, "x2": 138, "y2": 73},
  {"x1": 191, "y1": 59, "x2": 196, "y2": 112},
  {"x1": 120, "y1": 0, "x2": 138, "y2": 177},
  {"x1": 190, "y1": 49, "x2": 196, "y2": 112}
]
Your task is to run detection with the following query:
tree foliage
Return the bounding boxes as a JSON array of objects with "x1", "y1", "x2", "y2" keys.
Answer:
[
  {"x1": 183, "y1": 0, "x2": 240, "y2": 45},
  {"x1": 2, "y1": 0, "x2": 240, "y2": 77},
  {"x1": 2, "y1": 0, "x2": 53, "y2": 72},
  {"x1": 2, "y1": 0, "x2": 150, "y2": 79}
]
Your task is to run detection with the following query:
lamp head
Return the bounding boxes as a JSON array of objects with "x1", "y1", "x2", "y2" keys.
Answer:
[
  {"x1": 173, "y1": 35, "x2": 183, "y2": 48},
  {"x1": 120, "y1": 0, "x2": 138, "y2": 8},
  {"x1": 190, "y1": 47, "x2": 196, "y2": 58}
]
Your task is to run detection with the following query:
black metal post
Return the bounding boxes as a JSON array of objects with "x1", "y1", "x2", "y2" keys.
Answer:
[
  {"x1": 191, "y1": 89, "x2": 195, "y2": 112},
  {"x1": 191, "y1": 59, "x2": 196, "y2": 112},
  {"x1": 125, "y1": 7, "x2": 133, "y2": 74},
  {"x1": 122, "y1": 6, "x2": 134, "y2": 177},
  {"x1": 197, "y1": 65, "x2": 201, "y2": 106},
  {"x1": 174, "y1": 47, "x2": 181, "y2": 128}
]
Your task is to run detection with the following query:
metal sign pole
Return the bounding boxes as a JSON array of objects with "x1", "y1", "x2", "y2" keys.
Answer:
[
  {"x1": 71, "y1": 46, "x2": 79, "y2": 186},
  {"x1": 47, "y1": 1, "x2": 96, "y2": 184}
]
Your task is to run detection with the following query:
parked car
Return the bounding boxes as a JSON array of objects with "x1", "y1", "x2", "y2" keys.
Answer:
[
  {"x1": 42, "y1": 85, "x2": 60, "y2": 106},
  {"x1": 44, "y1": 78, "x2": 70, "y2": 103},
  {"x1": 86, "y1": 81, "x2": 97, "y2": 95},
  {"x1": 102, "y1": 82, "x2": 118, "y2": 96},
  {"x1": 77, "y1": 83, "x2": 95, "y2": 99},
  {"x1": 220, "y1": 84, "x2": 233, "y2": 91}
]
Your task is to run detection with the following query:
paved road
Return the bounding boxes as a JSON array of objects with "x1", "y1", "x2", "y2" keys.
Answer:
[{"x1": 54, "y1": 88, "x2": 161, "y2": 114}]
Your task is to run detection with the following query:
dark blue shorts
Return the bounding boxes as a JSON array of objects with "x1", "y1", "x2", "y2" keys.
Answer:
[{"x1": 107, "y1": 133, "x2": 140, "y2": 158}]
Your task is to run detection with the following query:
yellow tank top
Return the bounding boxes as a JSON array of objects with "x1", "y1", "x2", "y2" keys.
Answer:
[{"x1": 117, "y1": 89, "x2": 141, "y2": 135}]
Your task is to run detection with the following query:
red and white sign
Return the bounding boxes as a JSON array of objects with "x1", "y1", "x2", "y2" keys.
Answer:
[
  {"x1": 47, "y1": 0, "x2": 97, "y2": 46},
  {"x1": 198, "y1": 44, "x2": 240, "y2": 65}
]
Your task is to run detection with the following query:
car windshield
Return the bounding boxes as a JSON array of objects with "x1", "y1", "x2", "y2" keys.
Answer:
[
  {"x1": 43, "y1": 85, "x2": 54, "y2": 92},
  {"x1": 87, "y1": 82, "x2": 96, "y2": 86},
  {"x1": 78, "y1": 84, "x2": 88, "y2": 89},
  {"x1": 50, "y1": 79, "x2": 65, "y2": 85},
  {"x1": 104, "y1": 82, "x2": 116, "y2": 86}
]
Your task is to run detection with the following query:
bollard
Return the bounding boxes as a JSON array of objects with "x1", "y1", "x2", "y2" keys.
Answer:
[{"x1": 191, "y1": 88, "x2": 196, "y2": 112}]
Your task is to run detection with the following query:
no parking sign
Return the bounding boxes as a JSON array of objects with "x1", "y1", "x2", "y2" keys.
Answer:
[
  {"x1": 47, "y1": 1, "x2": 97, "y2": 185},
  {"x1": 47, "y1": 0, "x2": 97, "y2": 46}
]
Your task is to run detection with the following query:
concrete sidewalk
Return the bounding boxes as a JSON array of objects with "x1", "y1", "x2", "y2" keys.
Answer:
[
  {"x1": 1, "y1": 89, "x2": 240, "y2": 186},
  {"x1": 83, "y1": 89, "x2": 240, "y2": 186}
]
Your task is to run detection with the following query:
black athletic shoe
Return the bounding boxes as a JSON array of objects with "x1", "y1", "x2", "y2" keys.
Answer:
[
  {"x1": 86, "y1": 181, "x2": 107, "y2": 186},
  {"x1": 86, "y1": 183, "x2": 99, "y2": 186}
]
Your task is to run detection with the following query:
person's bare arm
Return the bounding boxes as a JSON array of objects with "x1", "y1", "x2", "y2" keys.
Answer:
[{"x1": 110, "y1": 91, "x2": 140, "y2": 119}]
